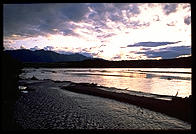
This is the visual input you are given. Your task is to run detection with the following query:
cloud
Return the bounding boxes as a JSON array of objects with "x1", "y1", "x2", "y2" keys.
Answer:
[
  {"x1": 4, "y1": 4, "x2": 56, "y2": 37},
  {"x1": 167, "y1": 21, "x2": 177, "y2": 26},
  {"x1": 4, "y1": 3, "x2": 189, "y2": 41},
  {"x1": 113, "y1": 3, "x2": 141, "y2": 16},
  {"x1": 30, "y1": 46, "x2": 40, "y2": 51},
  {"x1": 127, "y1": 4, "x2": 141, "y2": 15},
  {"x1": 20, "y1": 45, "x2": 26, "y2": 49},
  {"x1": 97, "y1": 33, "x2": 116, "y2": 39},
  {"x1": 129, "y1": 21, "x2": 150, "y2": 29},
  {"x1": 78, "y1": 52, "x2": 93, "y2": 58},
  {"x1": 43, "y1": 46, "x2": 55, "y2": 51},
  {"x1": 127, "y1": 41, "x2": 181, "y2": 47},
  {"x1": 87, "y1": 3, "x2": 143, "y2": 30},
  {"x1": 183, "y1": 4, "x2": 191, "y2": 10},
  {"x1": 3, "y1": 43, "x2": 16, "y2": 50},
  {"x1": 56, "y1": 50, "x2": 73, "y2": 55},
  {"x1": 61, "y1": 29, "x2": 79, "y2": 36},
  {"x1": 3, "y1": 3, "x2": 191, "y2": 61},
  {"x1": 112, "y1": 54, "x2": 122, "y2": 60},
  {"x1": 5, "y1": 3, "x2": 142, "y2": 39},
  {"x1": 3, "y1": 40, "x2": 15, "y2": 45},
  {"x1": 140, "y1": 47, "x2": 151, "y2": 51},
  {"x1": 47, "y1": 49, "x2": 93, "y2": 58},
  {"x1": 87, "y1": 4, "x2": 108, "y2": 21},
  {"x1": 3, "y1": 4, "x2": 89, "y2": 38},
  {"x1": 136, "y1": 46, "x2": 191, "y2": 59},
  {"x1": 153, "y1": 15, "x2": 160, "y2": 21},
  {"x1": 60, "y1": 3, "x2": 90, "y2": 22},
  {"x1": 184, "y1": 16, "x2": 191, "y2": 25},
  {"x1": 163, "y1": 3, "x2": 178, "y2": 15},
  {"x1": 2, "y1": 3, "x2": 158, "y2": 40}
]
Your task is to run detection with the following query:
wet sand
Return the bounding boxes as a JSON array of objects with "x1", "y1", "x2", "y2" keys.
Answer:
[{"x1": 14, "y1": 79, "x2": 191, "y2": 129}]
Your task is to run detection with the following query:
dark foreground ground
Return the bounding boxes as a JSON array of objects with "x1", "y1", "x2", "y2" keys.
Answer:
[
  {"x1": 1, "y1": 52, "x2": 22, "y2": 130},
  {"x1": 12, "y1": 79, "x2": 191, "y2": 130},
  {"x1": 1, "y1": 51, "x2": 192, "y2": 131},
  {"x1": 61, "y1": 82, "x2": 192, "y2": 123}
]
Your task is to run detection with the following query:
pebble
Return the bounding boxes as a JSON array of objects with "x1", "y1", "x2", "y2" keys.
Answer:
[{"x1": 14, "y1": 79, "x2": 191, "y2": 129}]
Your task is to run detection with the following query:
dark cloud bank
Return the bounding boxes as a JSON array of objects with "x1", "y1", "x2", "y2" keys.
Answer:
[
  {"x1": 127, "y1": 41, "x2": 181, "y2": 47},
  {"x1": 127, "y1": 41, "x2": 191, "y2": 59},
  {"x1": 4, "y1": 3, "x2": 189, "y2": 38},
  {"x1": 4, "y1": 3, "x2": 191, "y2": 59},
  {"x1": 136, "y1": 46, "x2": 191, "y2": 59}
]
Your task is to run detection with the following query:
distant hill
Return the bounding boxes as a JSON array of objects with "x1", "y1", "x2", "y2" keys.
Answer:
[
  {"x1": 5, "y1": 49, "x2": 91, "y2": 62},
  {"x1": 22, "y1": 56, "x2": 191, "y2": 68},
  {"x1": 65, "y1": 56, "x2": 192, "y2": 68},
  {"x1": 5, "y1": 49, "x2": 191, "y2": 67}
]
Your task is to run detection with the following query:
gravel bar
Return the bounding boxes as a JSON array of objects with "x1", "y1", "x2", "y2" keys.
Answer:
[{"x1": 14, "y1": 79, "x2": 191, "y2": 130}]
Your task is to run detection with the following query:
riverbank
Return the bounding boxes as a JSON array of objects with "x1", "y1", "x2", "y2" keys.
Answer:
[
  {"x1": 14, "y1": 79, "x2": 191, "y2": 130},
  {"x1": 61, "y1": 82, "x2": 191, "y2": 123}
]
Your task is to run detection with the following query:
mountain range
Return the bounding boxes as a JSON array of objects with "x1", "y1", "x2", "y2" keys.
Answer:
[
  {"x1": 5, "y1": 49, "x2": 91, "y2": 62},
  {"x1": 4, "y1": 49, "x2": 191, "y2": 68}
]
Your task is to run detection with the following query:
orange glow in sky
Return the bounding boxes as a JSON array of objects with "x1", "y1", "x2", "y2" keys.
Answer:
[{"x1": 3, "y1": 3, "x2": 191, "y2": 60}]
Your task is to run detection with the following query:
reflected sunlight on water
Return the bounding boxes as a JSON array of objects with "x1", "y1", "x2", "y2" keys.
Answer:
[{"x1": 20, "y1": 68, "x2": 191, "y2": 98}]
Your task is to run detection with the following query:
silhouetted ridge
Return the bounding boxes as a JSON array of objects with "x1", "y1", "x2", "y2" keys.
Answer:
[
  {"x1": 21, "y1": 56, "x2": 191, "y2": 68},
  {"x1": 5, "y1": 49, "x2": 91, "y2": 62},
  {"x1": 5, "y1": 49, "x2": 191, "y2": 67},
  {"x1": 75, "y1": 56, "x2": 191, "y2": 68}
]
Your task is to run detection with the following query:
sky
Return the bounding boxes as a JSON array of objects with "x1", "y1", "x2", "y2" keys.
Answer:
[{"x1": 3, "y1": 3, "x2": 191, "y2": 60}]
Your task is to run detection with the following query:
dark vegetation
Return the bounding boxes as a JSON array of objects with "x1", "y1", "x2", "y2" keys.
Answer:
[
  {"x1": 1, "y1": 51, "x2": 22, "y2": 130},
  {"x1": 62, "y1": 83, "x2": 192, "y2": 123},
  {"x1": 5, "y1": 49, "x2": 91, "y2": 62},
  {"x1": 5, "y1": 49, "x2": 191, "y2": 68},
  {"x1": 23, "y1": 56, "x2": 191, "y2": 68}
]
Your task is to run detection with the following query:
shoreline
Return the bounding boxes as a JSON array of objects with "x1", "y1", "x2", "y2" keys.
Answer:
[
  {"x1": 19, "y1": 67, "x2": 191, "y2": 99},
  {"x1": 21, "y1": 78, "x2": 191, "y2": 124},
  {"x1": 21, "y1": 56, "x2": 191, "y2": 68},
  {"x1": 60, "y1": 81, "x2": 191, "y2": 124},
  {"x1": 15, "y1": 79, "x2": 191, "y2": 129}
]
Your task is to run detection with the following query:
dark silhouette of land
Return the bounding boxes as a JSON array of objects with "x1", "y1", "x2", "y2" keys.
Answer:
[
  {"x1": 4, "y1": 49, "x2": 191, "y2": 68},
  {"x1": 61, "y1": 82, "x2": 192, "y2": 123},
  {"x1": 5, "y1": 49, "x2": 91, "y2": 62},
  {"x1": 23, "y1": 56, "x2": 191, "y2": 68},
  {"x1": 1, "y1": 50, "x2": 192, "y2": 130},
  {"x1": 1, "y1": 51, "x2": 22, "y2": 130}
]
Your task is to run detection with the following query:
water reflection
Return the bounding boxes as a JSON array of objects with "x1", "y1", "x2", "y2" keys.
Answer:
[{"x1": 20, "y1": 68, "x2": 191, "y2": 98}]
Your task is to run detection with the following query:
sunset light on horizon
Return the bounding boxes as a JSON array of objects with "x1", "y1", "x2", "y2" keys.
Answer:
[
  {"x1": 2, "y1": 3, "x2": 192, "y2": 129},
  {"x1": 3, "y1": 3, "x2": 191, "y2": 60}
]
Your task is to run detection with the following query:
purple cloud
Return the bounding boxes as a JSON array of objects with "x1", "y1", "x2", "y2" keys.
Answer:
[
  {"x1": 127, "y1": 41, "x2": 181, "y2": 47},
  {"x1": 184, "y1": 16, "x2": 191, "y2": 25},
  {"x1": 163, "y1": 4, "x2": 178, "y2": 15},
  {"x1": 136, "y1": 46, "x2": 191, "y2": 59},
  {"x1": 43, "y1": 46, "x2": 54, "y2": 51},
  {"x1": 30, "y1": 46, "x2": 40, "y2": 51},
  {"x1": 3, "y1": 4, "x2": 89, "y2": 38},
  {"x1": 112, "y1": 55, "x2": 122, "y2": 60}
]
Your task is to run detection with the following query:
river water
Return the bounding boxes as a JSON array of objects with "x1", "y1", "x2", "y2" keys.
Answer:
[{"x1": 20, "y1": 68, "x2": 191, "y2": 98}]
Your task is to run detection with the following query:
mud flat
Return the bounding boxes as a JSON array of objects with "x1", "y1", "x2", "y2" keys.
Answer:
[{"x1": 14, "y1": 79, "x2": 191, "y2": 130}]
